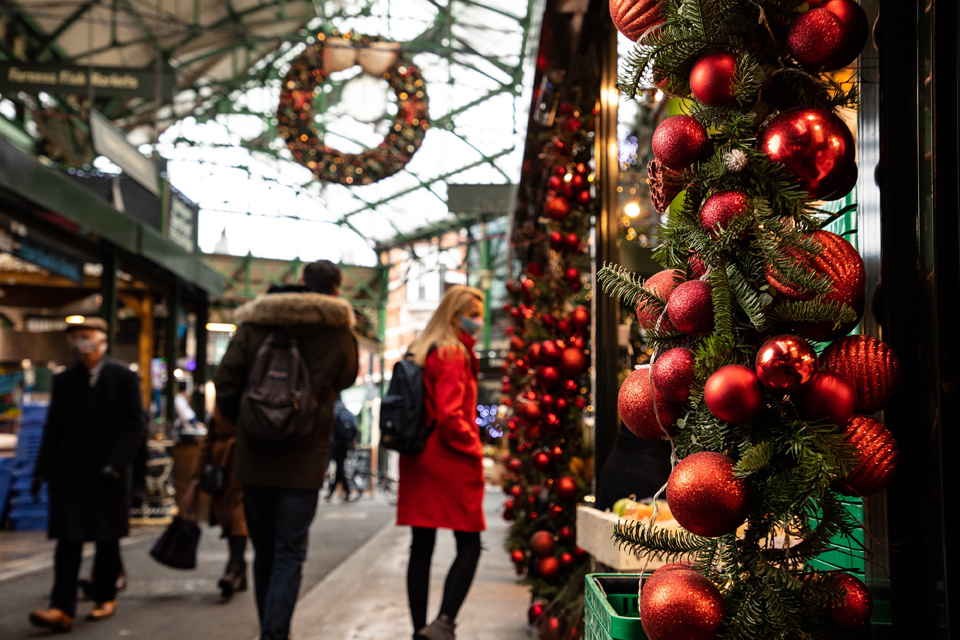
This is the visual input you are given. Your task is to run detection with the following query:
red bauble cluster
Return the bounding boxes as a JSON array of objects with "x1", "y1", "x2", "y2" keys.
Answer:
[
  {"x1": 652, "y1": 116, "x2": 711, "y2": 172},
  {"x1": 821, "y1": 335, "x2": 901, "y2": 413},
  {"x1": 689, "y1": 51, "x2": 738, "y2": 107},
  {"x1": 667, "y1": 280, "x2": 714, "y2": 335},
  {"x1": 636, "y1": 269, "x2": 683, "y2": 331},
  {"x1": 834, "y1": 415, "x2": 899, "y2": 496},
  {"x1": 652, "y1": 348, "x2": 696, "y2": 404},
  {"x1": 618, "y1": 366, "x2": 683, "y2": 440},
  {"x1": 640, "y1": 569, "x2": 725, "y2": 640},
  {"x1": 704, "y1": 364, "x2": 765, "y2": 423},
  {"x1": 755, "y1": 334, "x2": 819, "y2": 394},
  {"x1": 667, "y1": 452, "x2": 752, "y2": 537},
  {"x1": 700, "y1": 190, "x2": 750, "y2": 239}
]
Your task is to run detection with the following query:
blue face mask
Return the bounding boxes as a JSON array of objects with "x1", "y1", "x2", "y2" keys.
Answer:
[{"x1": 459, "y1": 314, "x2": 484, "y2": 336}]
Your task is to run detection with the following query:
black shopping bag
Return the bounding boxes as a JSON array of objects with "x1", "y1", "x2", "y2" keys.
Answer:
[{"x1": 150, "y1": 481, "x2": 201, "y2": 569}]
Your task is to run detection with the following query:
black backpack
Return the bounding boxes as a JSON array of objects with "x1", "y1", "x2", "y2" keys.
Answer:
[
  {"x1": 333, "y1": 403, "x2": 358, "y2": 443},
  {"x1": 238, "y1": 330, "x2": 319, "y2": 443},
  {"x1": 380, "y1": 355, "x2": 434, "y2": 454}
]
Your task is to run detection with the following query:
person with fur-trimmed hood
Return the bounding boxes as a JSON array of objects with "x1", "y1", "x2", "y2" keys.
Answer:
[{"x1": 213, "y1": 259, "x2": 358, "y2": 640}]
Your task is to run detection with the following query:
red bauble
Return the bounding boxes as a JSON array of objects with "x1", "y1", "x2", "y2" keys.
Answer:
[
  {"x1": 527, "y1": 264, "x2": 543, "y2": 278},
  {"x1": 540, "y1": 340, "x2": 561, "y2": 364},
  {"x1": 640, "y1": 569, "x2": 725, "y2": 640},
  {"x1": 520, "y1": 400, "x2": 543, "y2": 423},
  {"x1": 555, "y1": 397, "x2": 569, "y2": 412},
  {"x1": 689, "y1": 51, "x2": 738, "y2": 107},
  {"x1": 528, "y1": 601, "x2": 546, "y2": 624},
  {"x1": 526, "y1": 342, "x2": 542, "y2": 365},
  {"x1": 821, "y1": 335, "x2": 902, "y2": 413},
  {"x1": 571, "y1": 305, "x2": 591, "y2": 328},
  {"x1": 537, "y1": 366, "x2": 562, "y2": 389},
  {"x1": 821, "y1": 0, "x2": 869, "y2": 70},
  {"x1": 547, "y1": 175, "x2": 562, "y2": 191},
  {"x1": 649, "y1": 562, "x2": 693, "y2": 579},
  {"x1": 577, "y1": 189, "x2": 591, "y2": 205},
  {"x1": 544, "y1": 413, "x2": 561, "y2": 431},
  {"x1": 509, "y1": 484, "x2": 523, "y2": 498},
  {"x1": 636, "y1": 269, "x2": 683, "y2": 331},
  {"x1": 755, "y1": 334, "x2": 819, "y2": 394},
  {"x1": 828, "y1": 573, "x2": 874, "y2": 629},
  {"x1": 556, "y1": 476, "x2": 577, "y2": 501},
  {"x1": 540, "y1": 394, "x2": 556, "y2": 410},
  {"x1": 563, "y1": 267, "x2": 580, "y2": 283},
  {"x1": 700, "y1": 190, "x2": 751, "y2": 239},
  {"x1": 609, "y1": 0, "x2": 662, "y2": 41},
  {"x1": 560, "y1": 348, "x2": 587, "y2": 377},
  {"x1": 618, "y1": 366, "x2": 683, "y2": 440},
  {"x1": 530, "y1": 531, "x2": 556, "y2": 557},
  {"x1": 834, "y1": 415, "x2": 899, "y2": 496},
  {"x1": 652, "y1": 115, "x2": 711, "y2": 171},
  {"x1": 535, "y1": 557, "x2": 561, "y2": 581},
  {"x1": 786, "y1": 9, "x2": 844, "y2": 68},
  {"x1": 532, "y1": 451, "x2": 552, "y2": 471},
  {"x1": 562, "y1": 379, "x2": 579, "y2": 396},
  {"x1": 565, "y1": 233, "x2": 582, "y2": 252},
  {"x1": 758, "y1": 108, "x2": 856, "y2": 199},
  {"x1": 539, "y1": 615, "x2": 562, "y2": 640},
  {"x1": 549, "y1": 230, "x2": 565, "y2": 250},
  {"x1": 795, "y1": 371, "x2": 857, "y2": 427},
  {"x1": 550, "y1": 445, "x2": 563, "y2": 459},
  {"x1": 558, "y1": 526, "x2": 575, "y2": 542},
  {"x1": 667, "y1": 452, "x2": 752, "y2": 538},
  {"x1": 652, "y1": 348, "x2": 696, "y2": 404},
  {"x1": 824, "y1": 163, "x2": 859, "y2": 201},
  {"x1": 704, "y1": 364, "x2": 766, "y2": 423},
  {"x1": 507, "y1": 457, "x2": 523, "y2": 473},
  {"x1": 510, "y1": 336, "x2": 525, "y2": 352},
  {"x1": 570, "y1": 174, "x2": 585, "y2": 191},
  {"x1": 545, "y1": 196, "x2": 571, "y2": 221},
  {"x1": 510, "y1": 549, "x2": 525, "y2": 564},
  {"x1": 559, "y1": 552, "x2": 575, "y2": 571},
  {"x1": 667, "y1": 280, "x2": 714, "y2": 335}
]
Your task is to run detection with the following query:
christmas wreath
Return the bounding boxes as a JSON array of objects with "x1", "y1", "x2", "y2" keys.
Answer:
[{"x1": 277, "y1": 32, "x2": 429, "y2": 186}]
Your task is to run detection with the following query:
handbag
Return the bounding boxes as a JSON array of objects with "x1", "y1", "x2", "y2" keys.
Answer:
[
  {"x1": 200, "y1": 464, "x2": 226, "y2": 496},
  {"x1": 150, "y1": 481, "x2": 201, "y2": 569}
]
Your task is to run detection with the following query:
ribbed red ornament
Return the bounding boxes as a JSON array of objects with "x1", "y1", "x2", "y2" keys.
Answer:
[
  {"x1": 689, "y1": 51, "x2": 738, "y2": 107},
  {"x1": 640, "y1": 569, "x2": 725, "y2": 640},
  {"x1": 700, "y1": 190, "x2": 751, "y2": 239},
  {"x1": 609, "y1": 0, "x2": 663, "y2": 41},
  {"x1": 652, "y1": 347, "x2": 696, "y2": 404},
  {"x1": 618, "y1": 366, "x2": 683, "y2": 440},
  {"x1": 636, "y1": 269, "x2": 683, "y2": 331},
  {"x1": 786, "y1": 9, "x2": 844, "y2": 68},
  {"x1": 834, "y1": 415, "x2": 899, "y2": 496},
  {"x1": 821, "y1": 335, "x2": 902, "y2": 413},
  {"x1": 545, "y1": 195, "x2": 571, "y2": 220},
  {"x1": 667, "y1": 280, "x2": 714, "y2": 335},
  {"x1": 652, "y1": 115, "x2": 711, "y2": 171},
  {"x1": 827, "y1": 573, "x2": 874, "y2": 629},
  {"x1": 667, "y1": 452, "x2": 752, "y2": 537},
  {"x1": 535, "y1": 556, "x2": 561, "y2": 581}
]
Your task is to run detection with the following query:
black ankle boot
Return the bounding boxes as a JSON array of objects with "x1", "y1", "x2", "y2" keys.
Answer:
[{"x1": 218, "y1": 559, "x2": 247, "y2": 600}]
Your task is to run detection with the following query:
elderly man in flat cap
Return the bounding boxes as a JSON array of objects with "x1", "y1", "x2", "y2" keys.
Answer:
[{"x1": 29, "y1": 317, "x2": 146, "y2": 632}]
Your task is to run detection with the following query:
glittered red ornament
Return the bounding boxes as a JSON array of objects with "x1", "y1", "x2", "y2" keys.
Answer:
[
  {"x1": 821, "y1": 335, "x2": 902, "y2": 413},
  {"x1": 537, "y1": 366, "x2": 561, "y2": 389},
  {"x1": 535, "y1": 557, "x2": 561, "y2": 581},
  {"x1": 560, "y1": 348, "x2": 587, "y2": 377},
  {"x1": 758, "y1": 108, "x2": 856, "y2": 199},
  {"x1": 532, "y1": 451, "x2": 551, "y2": 471},
  {"x1": 636, "y1": 269, "x2": 683, "y2": 331},
  {"x1": 510, "y1": 336, "x2": 525, "y2": 353},
  {"x1": 540, "y1": 340, "x2": 561, "y2": 364},
  {"x1": 609, "y1": 0, "x2": 662, "y2": 41},
  {"x1": 689, "y1": 51, "x2": 738, "y2": 107},
  {"x1": 556, "y1": 476, "x2": 577, "y2": 501},
  {"x1": 653, "y1": 116, "x2": 711, "y2": 172},
  {"x1": 510, "y1": 549, "x2": 525, "y2": 565},
  {"x1": 700, "y1": 190, "x2": 751, "y2": 239},
  {"x1": 755, "y1": 334, "x2": 819, "y2": 394},
  {"x1": 795, "y1": 371, "x2": 857, "y2": 427},
  {"x1": 787, "y1": 9, "x2": 844, "y2": 68},
  {"x1": 530, "y1": 531, "x2": 556, "y2": 557},
  {"x1": 649, "y1": 561, "x2": 693, "y2": 578},
  {"x1": 821, "y1": 0, "x2": 869, "y2": 70},
  {"x1": 571, "y1": 306, "x2": 591, "y2": 328},
  {"x1": 640, "y1": 569, "x2": 725, "y2": 640},
  {"x1": 667, "y1": 452, "x2": 752, "y2": 537},
  {"x1": 827, "y1": 573, "x2": 874, "y2": 629},
  {"x1": 545, "y1": 195, "x2": 571, "y2": 221},
  {"x1": 704, "y1": 364, "x2": 766, "y2": 423},
  {"x1": 528, "y1": 601, "x2": 546, "y2": 624},
  {"x1": 618, "y1": 366, "x2": 683, "y2": 440},
  {"x1": 652, "y1": 348, "x2": 696, "y2": 404},
  {"x1": 834, "y1": 415, "x2": 899, "y2": 496},
  {"x1": 667, "y1": 280, "x2": 714, "y2": 335}
]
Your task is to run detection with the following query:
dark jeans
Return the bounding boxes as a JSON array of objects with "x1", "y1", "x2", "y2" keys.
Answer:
[
  {"x1": 407, "y1": 528, "x2": 482, "y2": 632},
  {"x1": 243, "y1": 485, "x2": 319, "y2": 640},
  {"x1": 51, "y1": 539, "x2": 121, "y2": 617},
  {"x1": 327, "y1": 445, "x2": 349, "y2": 498}
]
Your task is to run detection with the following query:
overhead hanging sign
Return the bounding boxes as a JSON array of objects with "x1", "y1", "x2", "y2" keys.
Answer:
[
  {"x1": 90, "y1": 110, "x2": 159, "y2": 195},
  {"x1": 0, "y1": 63, "x2": 175, "y2": 101},
  {"x1": 0, "y1": 226, "x2": 85, "y2": 284},
  {"x1": 165, "y1": 191, "x2": 198, "y2": 254}
]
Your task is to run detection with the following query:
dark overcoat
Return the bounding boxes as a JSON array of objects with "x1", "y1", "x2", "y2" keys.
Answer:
[
  {"x1": 191, "y1": 407, "x2": 247, "y2": 537},
  {"x1": 35, "y1": 359, "x2": 146, "y2": 541}
]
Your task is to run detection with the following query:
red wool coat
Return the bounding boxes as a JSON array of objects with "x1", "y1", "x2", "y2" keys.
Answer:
[{"x1": 397, "y1": 332, "x2": 486, "y2": 533}]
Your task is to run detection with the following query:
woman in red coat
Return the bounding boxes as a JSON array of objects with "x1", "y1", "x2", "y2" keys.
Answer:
[{"x1": 397, "y1": 285, "x2": 486, "y2": 640}]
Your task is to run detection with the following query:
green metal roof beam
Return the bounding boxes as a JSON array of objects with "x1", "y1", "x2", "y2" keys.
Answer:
[{"x1": 34, "y1": 0, "x2": 101, "y2": 60}]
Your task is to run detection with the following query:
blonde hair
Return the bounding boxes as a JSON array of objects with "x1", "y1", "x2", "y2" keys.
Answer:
[{"x1": 407, "y1": 285, "x2": 485, "y2": 366}]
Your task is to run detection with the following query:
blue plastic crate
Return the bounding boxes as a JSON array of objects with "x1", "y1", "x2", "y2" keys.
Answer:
[
  {"x1": 11, "y1": 516, "x2": 48, "y2": 531},
  {"x1": 0, "y1": 458, "x2": 13, "y2": 522}
]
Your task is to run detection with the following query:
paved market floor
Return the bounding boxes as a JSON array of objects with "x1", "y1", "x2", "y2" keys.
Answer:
[{"x1": 0, "y1": 491, "x2": 529, "y2": 640}]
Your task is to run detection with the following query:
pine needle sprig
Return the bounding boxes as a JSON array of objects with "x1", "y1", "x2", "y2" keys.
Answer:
[
  {"x1": 597, "y1": 263, "x2": 666, "y2": 309},
  {"x1": 613, "y1": 520, "x2": 714, "y2": 561}
]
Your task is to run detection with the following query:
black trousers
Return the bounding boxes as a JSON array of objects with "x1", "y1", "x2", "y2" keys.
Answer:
[
  {"x1": 327, "y1": 446, "x2": 349, "y2": 497},
  {"x1": 51, "y1": 539, "x2": 121, "y2": 617},
  {"x1": 406, "y1": 528, "x2": 482, "y2": 633}
]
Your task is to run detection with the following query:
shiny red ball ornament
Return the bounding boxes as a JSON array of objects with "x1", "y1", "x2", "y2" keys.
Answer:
[
  {"x1": 667, "y1": 452, "x2": 752, "y2": 537},
  {"x1": 758, "y1": 108, "x2": 856, "y2": 199},
  {"x1": 563, "y1": 267, "x2": 580, "y2": 283},
  {"x1": 528, "y1": 601, "x2": 546, "y2": 625},
  {"x1": 510, "y1": 549, "x2": 525, "y2": 565},
  {"x1": 558, "y1": 526, "x2": 575, "y2": 542},
  {"x1": 562, "y1": 379, "x2": 579, "y2": 396},
  {"x1": 509, "y1": 484, "x2": 523, "y2": 499},
  {"x1": 535, "y1": 557, "x2": 561, "y2": 581},
  {"x1": 576, "y1": 189, "x2": 591, "y2": 205},
  {"x1": 821, "y1": 0, "x2": 869, "y2": 70},
  {"x1": 560, "y1": 348, "x2": 587, "y2": 377},
  {"x1": 539, "y1": 616, "x2": 562, "y2": 640},
  {"x1": 559, "y1": 552, "x2": 575, "y2": 571},
  {"x1": 636, "y1": 269, "x2": 683, "y2": 331},
  {"x1": 704, "y1": 364, "x2": 766, "y2": 423},
  {"x1": 570, "y1": 174, "x2": 585, "y2": 191},
  {"x1": 545, "y1": 195, "x2": 571, "y2": 221},
  {"x1": 555, "y1": 397, "x2": 569, "y2": 413},
  {"x1": 755, "y1": 334, "x2": 819, "y2": 394},
  {"x1": 530, "y1": 530, "x2": 556, "y2": 557},
  {"x1": 540, "y1": 394, "x2": 556, "y2": 410},
  {"x1": 556, "y1": 476, "x2": 577, "y2": 501},
  {"x1": 610, "y1": 0, "x2": 662, "y2": 41},
  {"x1": 520, "y1": 400, "x2": 543, "y2": 424},
  {"x1": 667, "y1": 280, "x2": 714, "y2": 335},
  {"x1": 549, "y1": 230, "x2": 565, "y2": 250},
  {"x1": 507, "y1": 458, "x2": 523, "y2": 473},
  {"x1": 540, "y1": 340, "x2": 561, "y2": 364},
  {"x1": 834, "y1": 415, "x2": 899, "y2": 496},
  {"x1": 526, "y1": 342, "x2": 542, "y2": 365},
  {"x1": 700, "y1": 190, "x2": 751, "y2": 239},
  {"x1": 652, "y1": 347, "x2": 696, "y2": 404},
  {"x1": 821, "y1": 335, "x2": 902, "y2": 413},
  {"x1": 787, "y1": 9, "x2": 844, "y2": 68},
  {"x1": 574, "y1": 396, "x2": 587, "y2": 410},
  {"x1": 571, "y1": 305, "x2": 591, "y2": 328},
  {"x1": 827, "y1": 573, "x2": 874, "y2": 629},
  {"x1": 565, "y1": 233, "x2": 582, "y2": 251},
  {"x1": 824, "y1": 163, "x2": 859, "y2": 201},
  {"x1": 532, "y1": 451, "x2": 551, "y2": 471},
  {"x1": 618, "y1": 366, "x2": 684, "y2": 440},
  {"x1": 537, "y1": 366, "x2": 561, "y2": 390},
  {"x1": 549, "y1": 504, "x2": 564, "y2": 517},
  {"x1": 640, "y1": 569, "x2": 725, "y2": 640},
  {"x1": 795, "y1": 371, "x2": 857, "y2": 427},
  {"x1": 550, "y1": 445, "x2": 563, "y2": 459},
  {"x1": 510, "y1": 335, "x2": 525, "y2": 352},
  {"x1": 547, "y1": 175, "x2": 562, "y2": 191},
  {"x1": 689, "y1": 51, "x2": 738, "y2": 107},
  {"x1": 652, "y1": 115, "x2": 711, "y2": 171}
]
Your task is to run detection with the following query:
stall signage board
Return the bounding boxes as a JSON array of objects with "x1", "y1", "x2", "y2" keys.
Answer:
[
  {"x1": 90, "y1": 111, "x2": 159, "y2": 195},
  {"x1": 0, "y1": 63, "x2": 175, "y2": 101},
  {"x1": 0, "y1": 227, "x2": 85, "y2": 284},
  {"x1": 167, "y1": 195, "x2": 197, "y2": 253}
]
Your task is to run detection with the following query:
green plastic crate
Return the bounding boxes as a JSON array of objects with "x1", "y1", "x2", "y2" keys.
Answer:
[{"x1": 585, "y1": 574, "x2": 648, "y2": 640}]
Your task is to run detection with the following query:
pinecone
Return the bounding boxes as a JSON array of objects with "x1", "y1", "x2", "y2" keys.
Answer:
[{"x1": 647, "y1": 159, "x2": 685, "y2": 212}]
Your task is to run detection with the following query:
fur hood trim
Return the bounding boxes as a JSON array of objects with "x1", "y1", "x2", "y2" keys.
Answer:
[{"x1": 235, "y1": 293, "x2": 355, "y2": 328}]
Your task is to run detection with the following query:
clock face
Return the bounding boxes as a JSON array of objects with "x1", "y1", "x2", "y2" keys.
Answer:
[{"x1": 341, "y1": 74, "x2": 390, "y2": 124}]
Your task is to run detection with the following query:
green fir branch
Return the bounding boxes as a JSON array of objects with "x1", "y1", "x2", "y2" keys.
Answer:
[
  {"x1": 736, "y1": 441, "x2": 775, "y2": 476},
  {"x1": 708, "y1": 256, "x2": 736, "y2": 336},
  {"x1": 613, "y1": 520, "x2": 713, "y2": 561},
  {"x1": 727, "y1": 261, "x2": 769, "y2": 329},
  {"x1": 597, "y1": 263, "x2": 666, "y2": 310}
]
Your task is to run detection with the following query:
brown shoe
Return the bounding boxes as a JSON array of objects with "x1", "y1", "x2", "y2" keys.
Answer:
[
  {"x1": 87, "y1": 600, "x2": 117, "y2": 620},
  {"x1": 29, "y1": 608, "x2": 74, "y2": 632}
]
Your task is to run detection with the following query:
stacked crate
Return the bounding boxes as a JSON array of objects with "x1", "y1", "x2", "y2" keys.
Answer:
[{"x1": 2, "y1": 404, "x2": 50, "y2": 531}]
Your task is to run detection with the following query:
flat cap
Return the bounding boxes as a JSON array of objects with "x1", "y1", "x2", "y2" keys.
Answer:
[{"x1": 65, "y1": 317, "x2": 109, "y2": 333}]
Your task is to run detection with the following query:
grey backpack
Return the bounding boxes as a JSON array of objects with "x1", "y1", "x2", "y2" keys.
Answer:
[{"x1": 238, "y1": 330, "x2": 318, "y2": 443}]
